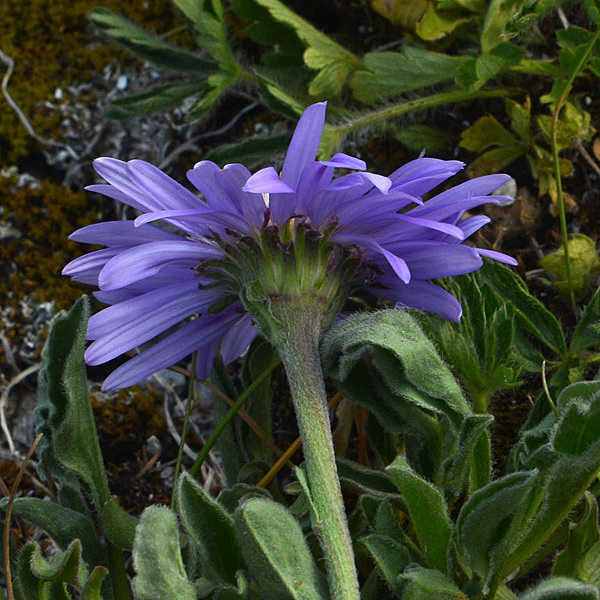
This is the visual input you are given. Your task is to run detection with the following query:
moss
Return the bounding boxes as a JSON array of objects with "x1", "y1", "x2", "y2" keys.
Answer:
[
  {"x1": 0, "y1": 174, "x2": 97, "y2": 310},
  {"x1": 0, "y1": 0, "x2": 191, "y2": 165},
  {"x1": 91, "y1": 385, "x2": 166, "y2": 446}
]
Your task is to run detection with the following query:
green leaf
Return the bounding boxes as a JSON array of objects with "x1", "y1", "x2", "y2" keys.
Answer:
[
  {"x1": 571, "y1": 286, "x2": 600, "y2": 352},
  {"x1": 249, "y1": 0, "x2": 361, "y2": 97},
  {"x1": 554, "y1": 493, "x2": 600, "y2": 580},
  {"x1": 172, "y1": 0, "x2": 238, "y2": 72},
  {"x1": 322, "y1": 310, "x2": 469, "y2": 422},
  {"x1": 540, "y1": 235, "x2": 600, "y2": 299},
  {"x1": 107, "y1": 80, "x2": 207, "y2": 119},
  {"x1": 442, "y1": 414, "x2": 494, "y2": 497},
  {"x1": 205, "y1": 134, "x2": 292, "y2": 168},
  {"x1": 177, "y1": 473, "x2": 244, "y2": 584},
  {"x1": 473, "y1": 42, "x2": 524, "y2": 87},
  {"x1": 520, "y1": 577, "x2": 599, "y2": 600},
  {"x1": 460, "y1": 115, "x2": 519, "y2": 153},
  {"x1": 14, "y1": 541, "x2": 93, "y2": 600},
  {"x1": 360, "y1": 534, "x2": 410, "y2": 595},
  {"x1": 81, "y1": 567, "x2": 108, "y2": 600},
  {"x1": 481, "y1": 0, "x2": 520, "y2": 52},
  {"x1": 89, "y1": 7, "x2": 217, "y2": 74},
  {"x1": 394, "y1": 124, "x2": 452, "y2": 153},
  {"x1": 416, "y1": 6, "x2": 471, "y2": 41},
  {"x1": 553, "y1": 390, "x2": 600, "y2": 457},
  {"x1": 29, "y1": 540, "x2": 83, "y2": 585},
  {"x1": 336, "y1": 458, "x2": 403, "y2": 502},
  {"x1": 101, "y1": 496, "x2": 137, "y2": 551},
  {"x1": 234, "y1": 497, "x2": 329, "y2": 599},
  {"x1": 360, "y1": 496, "x2": 424, "y2": 558},
  {"x1": 399, "y1": 568, "x2": 466, "y2": 600},
  {"x1": 351, "y1": 48, "x2": 464, "y2": 104},
  {"x1": 499, "y1": 392, "x2": 600, "y2": 581},
  {"x1": 242, "y1": 338, "x2": 276, "y2": 466},
  {"x1": 386, "y1": 456, "x2": 453, "y2": 573},
  {"x1": 35, "y1": 296, "x2": 111, "y2": 512},
  {"x1": 132, "y1": 506, "x2": 196, "y2": 600},
  {"x1": 373, "y1": 0, "x2": 429, "y2": 27},
  {"x1": 217, "y1": 482, "x2": 272, "y2": 514},
  {"x1": 187, "y1": 72, "x2": 238, "y2": 122},
  {"x1": 456, "y1": 470, "x2": 539, "y2": 580},
  {"x1": 481, "y1": 262, "x2": 568, "y2": 358},
  {"x1": 0, "y1": 497, "x2": 105, "y2": 568},
  {"x1": 467, "y1": 146, "x2": 525, "y2": 178}
]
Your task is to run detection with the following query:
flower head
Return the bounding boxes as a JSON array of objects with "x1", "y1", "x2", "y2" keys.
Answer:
[{"x1": 64, "y1": 102, "x2": 516, "y2": 390}]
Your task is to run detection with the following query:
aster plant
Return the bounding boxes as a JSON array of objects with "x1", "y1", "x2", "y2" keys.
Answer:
[{"x1": 63, "y1": 102, "x2": 516, "y2": 600}]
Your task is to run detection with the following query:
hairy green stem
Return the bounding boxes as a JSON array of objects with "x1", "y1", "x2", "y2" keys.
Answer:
[
  {"x1": 274, "y1": 306, "x2": 359, "y2": 600},
  {"x1": 551, "y1": 29, "x2": 600, "y2": 313},
  {"x1": 189, "y1": 358, "x2": 281, "y2": 478},
  {"x1": 329, "y1": 88, "x2": 517, "y2": 145},
  {"x1": 172, "y1": 352, "x2": 198, "y2": 505}
]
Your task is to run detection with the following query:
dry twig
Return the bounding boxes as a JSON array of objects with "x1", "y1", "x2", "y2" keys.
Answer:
[{"x1": 0, "y1": 363, "x2": 41, "y2": 455}]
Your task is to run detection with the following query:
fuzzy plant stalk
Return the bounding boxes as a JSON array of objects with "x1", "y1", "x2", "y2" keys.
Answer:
[
  {"x1": 63, "y1": 102, "x2": 516, "y2": 600},
  {"x1": 271, "y1": 303, "x2": 360, "y2": 599}
]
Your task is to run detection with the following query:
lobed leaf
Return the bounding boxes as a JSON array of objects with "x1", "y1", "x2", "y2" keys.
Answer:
[
  {"x1": 351, "y1": 48, "x2": 464, "y2": 104},
  {"x1": 107, "y1": 80, "x2": 207, "y2": 119},
  {"x1": 89, "y1": 7, "x2": 217, "y2": 74}
]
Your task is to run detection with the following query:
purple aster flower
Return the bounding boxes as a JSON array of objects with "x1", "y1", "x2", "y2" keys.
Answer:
[{"x1": 63, "y1": 102, "x2": 516, "y2": 391}]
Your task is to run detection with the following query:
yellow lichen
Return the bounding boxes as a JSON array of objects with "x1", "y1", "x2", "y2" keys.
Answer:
[
  {"x1": 0, "y1": 174, "x2": 97, "y2": 309},
  {"x1": 0, "y1": 0, "x2": 192, "y2": 165}
]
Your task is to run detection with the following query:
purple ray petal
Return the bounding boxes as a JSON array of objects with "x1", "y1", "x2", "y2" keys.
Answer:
[
  {"x1": 219, "y1": 313, "x2": 259, "y2": 364},
  {"x1": 388, "y1": 158, "x2": 464, "y2": 185},
  {"x1": 400, "y1": 244, "x2": 483, "y2": 279},
  {"x1": 280, "y1": 102, "x2": 327, "y2": 189},
  {"x1": 217, "y1": 164, "x2": 266, "y2": 229},
  {"x1": 333, "y1": 232, "x2": 410, "y2": 283},
  {"x1": 134, "y1": 209, "x2": 208, "y2": 226},
  {"x1": 243, "y1": 167, "x2": 296, "y2": 194},
  {"x1": 86, "y1": 284, "x2": 225, "y2": 365},
  {"x1": 69, "y1": 221, "x2": 183, "y2": 246},
  {"x1": 416, "y1": 174, "x2": 511, "y2": 210},
  {"x1": 102, "y1": 307, "x2": 241, "y2": 390},
  {"x1": 295, "y1": 162, "x2": 333, "y2": 214},
  {"x1": 93, "y1": 158, "x2": 158, "y2": 212},
  {"x1": 88, "y1": 279, "x2": 206, "y2": 339},
  {"x1": 393, "y1": 214, "x2": 464, "y2": 240},
  {"x1": 319, "y1": 153, "x2": 366, "y2": 170},
  {"x1": 98, "y1": 241, "x2": 223, "y2": 290},
  {"x1": 92, "y1": 268, "x2": 200, "y2": 305},
  {"x1": 63, "y1": 248, "x2": 123, "y2": 277},
  {"x1": 187, "y1": 161, "x2": 242, "y2": 214},
  {"x1": 126, "y1": 159, "x2": 202, "y2": 210},
  {"x1": 373, "y1": 278, "x2": 463, "y2": 322},
  {"x1": 476, "y1": 248, "x2": 518, "y2": 265},
  {"x1": 85, "y1": 184, "x2": 147, "y2": 212},
  {"x1": 458, "y1": 215, "x2": 491, "y2": 239},
  {"x1": 358, "y1": 172, "x2": 392, "y2": 193},
  {"x1": 196, "y1": 338, "x2": 223, "y2": 380}
]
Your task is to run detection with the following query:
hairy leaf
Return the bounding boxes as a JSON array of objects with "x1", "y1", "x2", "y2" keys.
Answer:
[
  {"x1": 234, "y1": 497, "x2": 328, "y2": 599},
  {"x1": 133, "y1": 506, "x2": 195, "y2": 600}
]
